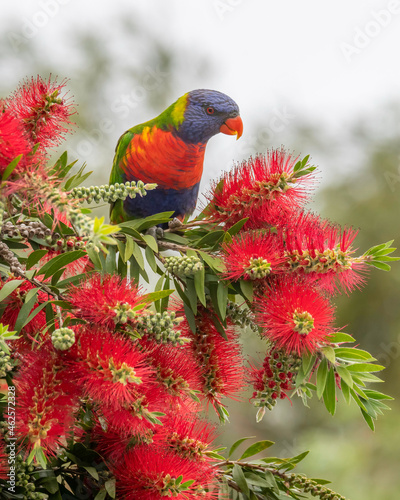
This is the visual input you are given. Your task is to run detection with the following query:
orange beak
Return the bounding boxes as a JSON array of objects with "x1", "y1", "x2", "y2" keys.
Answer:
[{"x1": 219, "y1": 115, "x2": 243, "y2": 140}]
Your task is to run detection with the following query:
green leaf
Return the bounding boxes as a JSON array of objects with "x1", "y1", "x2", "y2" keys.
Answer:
[
  {"x1": 232, "y1": 464, "x2": 250, "y2": 496},
  {"x1": 240, "y1": 280, "x2": 253, "y2": 302},
  {"x1": 321, "y1": 346, "x2": 336, "y2": 364},
  {"x1": 14, "y1": 288, "x2": 39, "y2": 333},
  {"x1": 142, "y1": 289, "x2": 174, "y2": 304},
  {"x1": 361, "y1": 408, "x2": 375, "y2": 431},
  {"x1": 0, "y1": 279, "x2": 23, "y2": 303},
  {"x1": 125, "y1": 236, "x2": 134, "y2": 261},
  {"x1": 105, "y1": 245, "x2": 117, "y2": 274},
  {"x1": 302, "y1": 352, "x2": 316, "y2": 376},
  {"x1": 161, "y1": 276, "x2": 171, "y2": 312},
  {"x1": 216, "y1": 281, "x2": 229, "y2": 321},
  {"x1": 194, "y1": 261, "x2": 206, "y2": 307},
  {"x1": 363, "y1": 389, "x2": 393, "y2": 400},
  {"x1": 334, "y1": 347, "x2": 375, "y2": 361},
  {"x1": 145, "y1": 245, "x2": 158, "y2": 273},
  {"x1": 244, "y1": 472, "x2": 273, "y2": 488},
  {"x1": 94, "y1": 490, "x2": 107, "y2": 500},
  {"x1": 347, "y1": 363, "x2": 385, "y2": 373},
  {"x1": 26, "y1": 249, "x2": 49, "y2": 270},
  {"x1": 227, "y1": 218, "x2": 249, "y2": 236},
  {"x1": 262, "y1": 470, "x2": 280, "y2": 494},
  {"x1": 105, "y1": 479, "x2": 116, "y2": 498},
  {"x1": 186, "y1": 278, "x2": 198, "y2": 314},
  {"x1": 119, "y1": 212, "x2": 174, "y2": 232},
  {"x1": 184, "y1": 303, "x2": 196, "y2": 333},
  {"x1": 142, "y1": 234, "x2": 158, "y2": 253},
  {"x1": 368, "y1": 261, "x2": 391, "y2": 271},
  {"x1": 328, "y1": 332, "x2": 355, "y2": 344},
  {"x1": 341, "y1": 380, "x2": 351, "y2": 404},
  {"x1": 83, "y1": 466, "x2": 99, "y2": 480},
  {"x1": 21, "y1": 301, "x2": 49, "y2": 330},
  {"x1": 130, "y1": 242, "x2": 145, "y2": 270},
  {"x1": 198, "y1": 251, "x2": 225, "y2": 272},
  {"x1": 229, "y1": 437, "x2": 256, "y2": 457},
  {"x1": 195, "y1": 230, "x2": 225, "y2": 249},
  {"x1": 37, "y1": 250, "x2": 86, "y2": 279},
  {"x1": 316, "y1": 358, "x2": 328, "y2": 399},
  {"x1": 323, "y1": 368, "x2": 336, "y2": 415},
  {"x1": 239, "y1": 440, "x2": 275, "y2": 460},
  {"x1": 1, "y1": 154, "x2": 22, "y2": 181},
  {"x1": 87, "y1": 247, "x2": 103, "y2": 270},
  {"x1": 336, "y1": 366, "x2": 353, "y2": 388}
]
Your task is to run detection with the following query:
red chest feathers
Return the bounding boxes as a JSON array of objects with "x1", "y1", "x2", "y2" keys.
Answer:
[{"x1": 120, "y1": 126, "x2": 206, "y2": 190}]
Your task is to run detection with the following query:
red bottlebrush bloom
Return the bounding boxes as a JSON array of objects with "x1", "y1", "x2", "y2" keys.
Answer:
[
  {"x1": 159, "y1": 414, "x2": 218, "y2": 463},
  {"x1": 257, "y1": 276, "x2": 335, "y2": 354},
  {"x1": 249, "y1": 348, "x2": 302, "y2": 413},
  {"x1": 0, "y1": 278, "x2": 49, "y2": 350},
  {"x1": 92, "y1": 421, "x2": 155, "y2": 463},
  {"x1": 181, "y1": 307, "x2": 245, "y2": 408},
  {"x1": 14, "y1": 347, "x2": 79, "y2": 458},
  {"x1": 204, "y1": 149, "x2": 315, "y2": 228},
  {"x1": 140, "y1": 340, "x2": 203, "y2": 405},
  {"x1": 65, "y1": 327, "x2": 154, "y2": 411},
  {"x1": 7, "y1": 76, "x2": 75, "y2": 150},
  {"x1": 67, "y1": 273, "x2": 144, "y2": 329},
  {"x1": 221, "y1": 231, "x2": 284, "y2": 281},
  {"x1": 283, "y1": 211, "x2": 368, "y2": 294},
  {"x1": 112, "y1": 445, "x2": 217, "y2": 500},
  {"x1": 0, "y1": 103, "x2": 33, "y2": 176}
]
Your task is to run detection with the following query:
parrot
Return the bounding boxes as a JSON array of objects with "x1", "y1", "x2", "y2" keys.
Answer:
[{"x1": 109, "y1": 89, "x2": 243, "y2": 226}]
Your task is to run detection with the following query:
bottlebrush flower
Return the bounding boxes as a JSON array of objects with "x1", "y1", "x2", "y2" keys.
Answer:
[
  {"x1": 92, "y1": 421, "x2": 155, "y2": 463},
  {"x1": 65, "y1": 326, "x2": 154, "y2": 410},
  {"x1": 112, "y1": 445, "x2": 217, "y2": 499},
  {"x1": 160, "y1": 414, "x2": 218, "y2": 463},
  {"x1": 249, "y1": 348, "x2": 302, "y2": 414},
  {"x1": 283, "y1": 211, "x2": 368, "y2": 293},
  {"x1": 67, "y1": 273, "x2": 145, "y2": 328},
  {"x1": 257, "y1": 276, "x2": 335, "y2": 354},
  {"x1": 204, "y1": 149, "x2": 315, "y2": 228},
  {"x1": 181, "y1": 307, "x2": 245, "y2": 408},
  {"x1": 14, "y1": 347, "x2": 78, "y2": 457},
  {"x1": 140, "y1": 340, "x2": 203, "y2": 405},
  {"x1": 0, "y1": 103, "x2": 33, "y2": 176},
  {"x1": 221, "y1": 231, "x2": 284, "y2": 281},
  {"x1": 7, "y1": 76, "x2": 75, "y2": 150},
  {"x1": 0, "y1": 278, "x2": 49, "y2": 349}
]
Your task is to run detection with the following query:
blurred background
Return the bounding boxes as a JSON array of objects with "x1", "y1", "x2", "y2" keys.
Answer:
[{"x1": 1, "y1": 1, "x2": 399, "y2": 498}]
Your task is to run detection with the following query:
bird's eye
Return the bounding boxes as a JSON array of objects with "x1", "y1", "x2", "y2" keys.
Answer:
[{"x1": 206, "y1": 106, "x2": 215, "y2": 115}]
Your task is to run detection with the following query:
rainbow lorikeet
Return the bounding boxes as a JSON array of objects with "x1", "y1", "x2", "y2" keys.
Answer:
[{"x1": 109, "y1": 89, "x2": 243, "y2": 225}]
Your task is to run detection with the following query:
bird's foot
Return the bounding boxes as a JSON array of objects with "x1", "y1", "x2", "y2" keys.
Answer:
[
  {"x1": 146, "y1": 226, "x2": 164, "y2": 241},
  {"x1": 168, "y1": 218, "x2": 183, "y2": 230}
]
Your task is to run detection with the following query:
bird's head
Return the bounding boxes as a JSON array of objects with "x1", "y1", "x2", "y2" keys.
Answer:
[{"x1": 173, "y1": 89, "x2": 243, "y2": 144}]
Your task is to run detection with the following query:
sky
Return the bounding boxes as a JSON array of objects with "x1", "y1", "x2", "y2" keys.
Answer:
[
  {"x1": 2, "y1": 0, "x2": 400, "y2": 122},
  {"x1": 1, "y1": 0, "x2": 400, "y2": 190}
]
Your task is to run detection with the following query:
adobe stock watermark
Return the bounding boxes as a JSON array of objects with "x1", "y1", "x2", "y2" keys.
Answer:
[
  {"x1": 70, "y1": 64, "x2": 169, "y2": 161},
  {"x1": 7, "y1": 0, "x2": 71, "y2": 53},
  {"x1": 236, "y1": 106, "x2": 296, "y2": 159},
  {"x1": 5, "y1": 386, "x2": 17, "y2": 494},
  {"x1": 374, "y1": 332, "x2": 400, "y2": 368},
  {"x1": 340, "y1": 1, "x2": 400, "y2": 62},
  {"x1": 213, "y1": 0, "x2": 244, "y2": 20},
  {"x1": 383, "y1": 154, "x2": 400, "y2": 192}
]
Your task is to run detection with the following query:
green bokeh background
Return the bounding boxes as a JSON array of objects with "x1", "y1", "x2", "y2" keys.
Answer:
[{"x1": 1, "y1": 3, "x2": 399, "y2": 498}]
